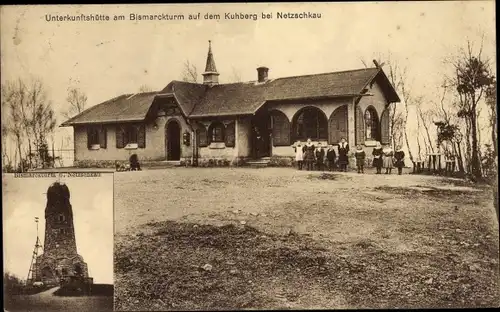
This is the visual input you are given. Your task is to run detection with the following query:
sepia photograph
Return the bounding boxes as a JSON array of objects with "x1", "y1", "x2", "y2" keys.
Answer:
[
  {"x1": 1, "y1": 1, "x2": 498, "y2": 311},
  {"x1": 2, "y1": 173, "x2": 114, "y2": 311}
]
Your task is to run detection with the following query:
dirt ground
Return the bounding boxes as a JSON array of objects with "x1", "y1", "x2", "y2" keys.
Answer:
[
  {"x1": 114, "y1": 167, "x2": 499, "y2": 310},
  {"x1": 4, "y1": 286, "x2": 113, "y2": 312}
]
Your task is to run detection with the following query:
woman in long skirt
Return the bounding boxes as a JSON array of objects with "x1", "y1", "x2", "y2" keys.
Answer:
[
  {"x1": 337, "y1": 138, "x2": 349, "y2": 172},
  {"x1": 382, "y1": 145, "x2": 394, "y2": 174},
  {"x1": 372, "y1": 141, "x2": 383, "y2": 174},
  {"x1": 303, "y1": 138, "x2": 316, "y2": 171}
]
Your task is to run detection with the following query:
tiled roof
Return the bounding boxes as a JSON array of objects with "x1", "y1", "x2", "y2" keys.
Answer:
[
  {"x1": 160, "y1": 81, "x2": 208, "y2": 116},
  {"x1": 61, "y1": 67, "x2": 400, "y2": 126},
  {"x1": 189, "y1": 67, "x2": 383, "y2": 117},
  {"x1": 60, "y1": 92, "x2": 158, "y2": 126}
]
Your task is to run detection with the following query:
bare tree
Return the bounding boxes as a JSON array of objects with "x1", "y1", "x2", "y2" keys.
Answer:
[
  {"x1": 63, "y1": 87, "x2": 87, "y2": 119},
  {"x1": 182, "y1": 60, "x2": 198, "y2": 83},
  {"x1": 416, "y1": 103, "x2": 435, "y2": 154},
  {"x1": 28, "y1": 80, "x2": 57, "y2": 165},
  {"x1": 230, "y1": 66, "x2": 242, "y2": 83},
  {"x1": 138, "y1": 85, "x2": 153, "y2": 92},
  {"x1": 415, "y1": 100, "x2": 423, "y2": 160},
  {"x1": 432, "y1": 83, "x2": 468, "y2": 174},
  {"x1": 379, "y1": 54, "x2": 418, "y2": 167},
  {"x1": 486, "y1": 82, "x2": 497, "y2": 157},
  {"x1": 366, "y1": 53, "x2": 406, "y2": 150},
  {"x1": 6, "y1": 78, "x2": 57, "y2": 170},
  {"x1": 448, "y1": 38, "x2": 495, "y2": 179},
  {"x1": 2, "y1": 80, "x2": 27, "y2": 171}
]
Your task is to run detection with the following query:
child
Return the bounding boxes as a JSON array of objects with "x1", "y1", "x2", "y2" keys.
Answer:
[
  {"x1": 326, "y1": 145, "x2": 337, "y2": 171},
  {"x1": 354, "y1": 145, "x2": 366, "y2": 173},
  {"x1": 372, "y1": 141, "x2": 383, "y2": 174},
  {"x1": 303, "y1": 138, "x2": 315, "y2": 171},
  {"x1": 337, "y1": 138, "x2": 349, "y2": 172},
  {"x1": 315, "y1": 143, "x2": 325, "y2": 171},
  {"x1": 129, "y1": 154, "x2": 141, "y2": 171},
  {"x1": 394, "y1": 146, "x2": 405, "y2": 175},
  {"x1": 382, "y1": 145, "x2": 394, "y2": 174},
  {"x1": 294, "y1": 141, "x2": 304, "y2": 170}
]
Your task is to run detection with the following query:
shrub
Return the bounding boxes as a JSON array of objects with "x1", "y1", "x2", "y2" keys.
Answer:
[
  {"x1": 481, "y1": 144, "x2": 497, "y2": 185},
  {"x1": 268, "y1": 156, "x2": 293, "y2": 167},
  {"x1": 231, "y1": 157, "x2": 247, "y2": 167}
]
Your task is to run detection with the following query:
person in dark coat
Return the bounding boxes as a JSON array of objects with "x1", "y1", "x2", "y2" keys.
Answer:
[
  {"x1": 252, "y1": 127, "x2": 262, "y2": 158},
  {"x1": 354, "y1": 145, "x2": 366, "y2": 173},
  {"x1": 315, "y1": 143, "x2": 326, "y2": 171},
  {"x1": 337, "y1": 138, "x2": 349, "y2": 172},
  {"x1": 303, "y1": 138, "x2": 316, "y2": 171},
  {"x1": 394, "y1": 146, "x2": 405, "y2": 175},
  {"x1": 372, "y1": 141, "x2": 383, "y2": 174},
  {"x1": 326, "y1": 145, "x2": 337, "y2": 171},
  {"x1": 129, "y1": 154, "x2": 141, "y2": 171}
]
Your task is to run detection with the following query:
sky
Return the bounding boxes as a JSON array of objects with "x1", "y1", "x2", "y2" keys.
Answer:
[
  {"x1": 0, "y1": 2, "x2": 496, "y2": 157},
  {"x1": 2, "y1": 173, "x2": 114, "y2": 284}
]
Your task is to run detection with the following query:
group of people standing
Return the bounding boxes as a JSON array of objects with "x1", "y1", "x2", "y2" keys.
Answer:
[
  {"x1": 294, "y1": 138, "x2": 350, "y2": 172},
  {"x1": 293, "y1": 138, "x2": 406, "y2": 175},
  {"x1": 371, "y1": 142, "x2": 406, "y2": 175}
]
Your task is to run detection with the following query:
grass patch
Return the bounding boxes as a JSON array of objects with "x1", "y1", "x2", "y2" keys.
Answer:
[
  {"x1": 5, "y1": 285, "x2": 53, "y2": 295},
  {"x1": 308, "y1": 173, "x2": 349, "y2": 181},
  {"x1": 374, "y1": 185, "x2": 483, "y2": 205},
  {"x1": 53, "y1": 284, "x2": 113, "y2": 297},
  {"x1": 115, "y1": 221, "x2": 499, "y2": 310}
]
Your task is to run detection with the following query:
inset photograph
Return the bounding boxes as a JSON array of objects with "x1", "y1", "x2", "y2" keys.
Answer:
[{"x1": 3, "y1": 173, "x2": 114, "y2": 312}]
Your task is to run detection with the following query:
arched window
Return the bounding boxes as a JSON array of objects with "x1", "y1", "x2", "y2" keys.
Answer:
[
  {"x1": 41, "y1": 267, "x2": 53, "y2": 278},
  {"x1": 74, "y1": 264, "x2": 83, "y2": 277},
  {"x1": 364, "y1": 107, "x2": 380, "y2": 141},
  {"x1": 208, "y1": 122, "x2": 225, "y2": 143},
  {"x1": 292, "y1": 107, "x2": 328, "y2": 141}
]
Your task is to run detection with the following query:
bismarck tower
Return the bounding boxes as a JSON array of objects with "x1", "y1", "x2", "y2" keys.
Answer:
[{"x1": 33, "y1": 182, "x2": 91, "y2": 286}]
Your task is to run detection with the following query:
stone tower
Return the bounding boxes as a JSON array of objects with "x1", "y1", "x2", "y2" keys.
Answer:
[{"x1": 34, "y1": 182, "x2": 90, "y2": 285}]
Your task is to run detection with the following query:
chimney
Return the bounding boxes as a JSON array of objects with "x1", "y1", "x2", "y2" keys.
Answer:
[{"x1": 257, "y1": 67, "x2": 269, "y2": 83}]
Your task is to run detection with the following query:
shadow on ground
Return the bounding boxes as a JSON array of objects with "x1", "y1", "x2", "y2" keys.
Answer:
[
  {"x1": 114, "y1": 221, "x2": 499, "y2": 311},
  {"x1": 53, "y1": 284, "x2": 114, "y2": 297}
]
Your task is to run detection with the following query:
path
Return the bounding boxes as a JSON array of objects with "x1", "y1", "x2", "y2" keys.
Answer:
[{"x1": 4, "y1": 286, "x2": 113, "y2": 312}]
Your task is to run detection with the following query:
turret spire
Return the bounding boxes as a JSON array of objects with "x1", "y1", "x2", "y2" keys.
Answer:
[{"x1": 202, "y1": 40, "x2": 219, "y2": 86}]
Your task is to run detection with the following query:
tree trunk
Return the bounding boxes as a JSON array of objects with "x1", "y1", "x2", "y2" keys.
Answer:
[
  {"x1": 470, "y1": 109, "x2": 481, "y2": 179},
  {"x1": 464, "y1": 119, "x2": 472, "y2": 173},
  {"x1": 16, "y1": 139, "x2": 23, "y2": 173},
  {"x1": 27, "y1": 138, "x2": 33, "y2": 170},
  {"x1": 422, "y1": 121, "x2": 435, "y2": 154},
  {"x1": 492, "y1": 113, "x2": 498, "y2": 157},
  {"x1": 454, "y1": 141, "x2": 465, "y2": 173},
  {"x1": 403, "y1": 101, "x2": 415, "y2": 168}
]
